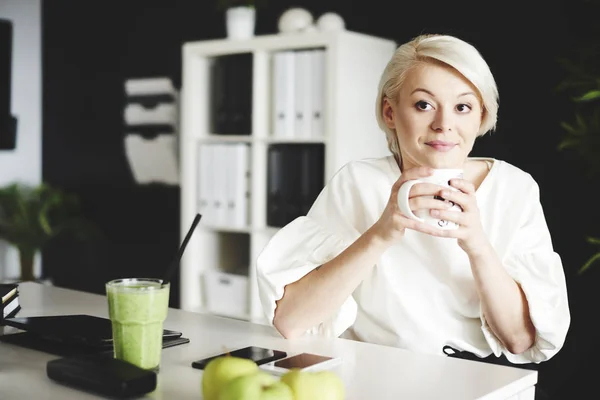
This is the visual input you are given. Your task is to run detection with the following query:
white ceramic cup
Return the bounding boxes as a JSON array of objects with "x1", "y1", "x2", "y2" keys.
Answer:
[{"x1": 397, "y1": 168, "x2": 464, "y2": 230}]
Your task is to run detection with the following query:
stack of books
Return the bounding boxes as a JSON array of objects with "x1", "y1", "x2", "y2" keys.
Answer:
[{"x1": 1, "y1": 283, "x2": 20, "y2": 322}]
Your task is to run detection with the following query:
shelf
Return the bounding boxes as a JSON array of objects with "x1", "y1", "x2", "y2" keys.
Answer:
[
  {"x1": 180, "y1": 30, "x2": 397, "y2": 321},
  {"x1": 191, "y1": 135, "x2": 327, "y2": 144},
  {"x1": 200, "y1": 225, "x2": 252, "y2": 234},
  {"x1": 183, "y1": 31, "x2": 396, "y2": 57},
  {"x1": 265, "y1": 137, "x2": 327, "y2": 144},
  {"x1": 197, "y1": 135, "x2": 252, "y2": 143}
]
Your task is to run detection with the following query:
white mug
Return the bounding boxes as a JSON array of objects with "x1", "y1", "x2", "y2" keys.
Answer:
[{"x1": 397, "y1": 169, "x2": 464, "y2": 230}]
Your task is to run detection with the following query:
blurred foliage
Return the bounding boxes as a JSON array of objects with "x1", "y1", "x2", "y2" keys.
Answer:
[
  {"x1": 0, "y1": 183, "x2": 97, "y2": 279},
  {"x1": 556, "y1": 0, "x2": 600, "y2": 274}
]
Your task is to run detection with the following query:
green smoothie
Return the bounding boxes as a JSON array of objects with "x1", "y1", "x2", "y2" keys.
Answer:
[{"x1": 106, "y1": 278, "x2": 170, "y2": 371}]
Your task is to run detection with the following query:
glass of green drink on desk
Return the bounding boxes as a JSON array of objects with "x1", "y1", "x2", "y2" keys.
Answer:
[{"x1": 106, "y1": 278, "x2": 170, "y2": 371}]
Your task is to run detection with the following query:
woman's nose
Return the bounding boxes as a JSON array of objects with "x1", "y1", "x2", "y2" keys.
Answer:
[{"x1": 430, "y1": 109, "x2": 453, "y2": 133}]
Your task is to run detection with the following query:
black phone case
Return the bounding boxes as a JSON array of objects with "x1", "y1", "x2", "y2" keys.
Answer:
[
  {"x1": 191, "y1": 347, "x2": 287, "y2": 370},
  {"x1": 46, "y1": 354, "x2": 157, "y2": 399}
]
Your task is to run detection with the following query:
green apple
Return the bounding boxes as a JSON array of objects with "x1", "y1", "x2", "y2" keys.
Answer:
[
  {"x1": 280, "y1": 369, "x2": 345, "y2": 400},
  {"x1": 218, "y1": 371, "x2": 294, "y2": 400},
  {"x1": 202, "y1": 356, "x2": 259, "y2": 400}
]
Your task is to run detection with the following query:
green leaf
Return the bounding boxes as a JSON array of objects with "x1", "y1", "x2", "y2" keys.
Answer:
[
  {"x1": 579, "y1": 252, "x2": 600, "y2": 274},
  {"x1": 586, "y1": 237, "x2": 600, "y2": 245},
  {"x1": 576, "y1": 113, "x2": 588, "y2": 130},
  {"x1": 575, "y1": 90, "x2": 600, "y2": 102},
  {"x1": 558, "y1": 137, "x2": 584, "y2": 150},
  {"x1": 559, "y1": 121, "x2": 578, "y2": 135}
]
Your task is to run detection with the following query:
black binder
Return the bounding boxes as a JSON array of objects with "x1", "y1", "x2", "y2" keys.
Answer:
[
  {"x1": 209, "y1": 53, "x2": 253, "y2": 135},
  {"x1": 300, "y1": 145, "x2": 325, "y2": 215},
  {"x1": 267, "y1": 144, "x2": 324, "y2": 227}
]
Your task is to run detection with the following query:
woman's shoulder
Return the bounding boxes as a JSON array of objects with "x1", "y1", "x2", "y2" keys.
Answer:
[
  {"x1": 491, "y1": 159, "x2": 540, "y2": 192},
  {"x1": 334, "y1": 155, "x2": 398, "y2": 182}
]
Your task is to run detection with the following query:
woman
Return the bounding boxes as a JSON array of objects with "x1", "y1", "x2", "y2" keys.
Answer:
[{"x1": 256, "y1": 34, "x2": 570, "y2": 366}]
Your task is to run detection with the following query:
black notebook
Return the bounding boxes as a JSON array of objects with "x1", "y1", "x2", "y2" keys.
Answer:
[{"x1": 0, "y1": 314, "x2": 189, "y2": 356}]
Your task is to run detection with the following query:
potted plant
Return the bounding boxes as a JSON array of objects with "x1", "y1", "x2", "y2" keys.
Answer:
[
  {"x1": 556, "y1": 0, "x2": 600, "y2": 274},
  {"x1": 0, "y1": 183, "x2": 93, "y2": 281},
  {"x1": 217, "y1": 0, "x2": 266, "y2": 40}
]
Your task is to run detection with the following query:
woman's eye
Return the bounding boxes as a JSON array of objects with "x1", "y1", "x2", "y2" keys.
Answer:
[
  {"x1": 456, "y1": 104, "x2": 472, "y2": 113},
  {"x1": 415, "y1": 101, "x2": 432, "y2": 111}
]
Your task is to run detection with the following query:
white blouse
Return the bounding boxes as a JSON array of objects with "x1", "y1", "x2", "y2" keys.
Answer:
[{"x1": 256, "y1": 156, "x2": 570, "y2": 364}]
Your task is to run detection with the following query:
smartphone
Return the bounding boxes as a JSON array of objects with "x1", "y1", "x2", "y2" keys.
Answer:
[
  {"x1": 47, "y1": 354, "x2": 157, "y2": 398},
  {"x1": 258, "y1": 352, "x2": 342, "y2": 376},
  {"x1": 191, "y1": 346, "x2": 287, "y2": 370}
]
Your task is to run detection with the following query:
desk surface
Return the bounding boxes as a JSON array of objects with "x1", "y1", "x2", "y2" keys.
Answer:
[{"x1": 0, "y1": 282, "x2": 537, "y2": 400}]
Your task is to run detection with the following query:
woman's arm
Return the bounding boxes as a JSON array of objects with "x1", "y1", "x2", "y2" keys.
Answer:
[
  {"x1": 428, "y1": 179, "x2": 536, "y2": 354},
  {"x1": 273, "y1": 225, "x2": 389, "y2": 339},
  {"x1": 273, "y1": 166, "x2": 443, "y2": 338},
  {"x1": 468, "y1": 243, "x2": 536, "y2": 354}
]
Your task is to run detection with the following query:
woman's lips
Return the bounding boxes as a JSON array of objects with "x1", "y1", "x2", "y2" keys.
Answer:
[{"x1": 425, "y1": 141, "x2": 456, "y2": 152}]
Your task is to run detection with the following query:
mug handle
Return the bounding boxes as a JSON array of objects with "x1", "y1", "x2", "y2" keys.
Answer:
[{"x1": 397, "y1": 179, "x2": 424, "y2": 222}]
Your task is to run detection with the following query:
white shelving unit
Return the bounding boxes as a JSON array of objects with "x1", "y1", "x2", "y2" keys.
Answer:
[{"x1": 180, "y1": 31, "x2": 396, "y2": 324}]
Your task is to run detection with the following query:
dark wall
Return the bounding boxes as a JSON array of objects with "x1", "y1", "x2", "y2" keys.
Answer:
[{"x1": 42, "y1": 0, "x2": 599, "y2": 397}]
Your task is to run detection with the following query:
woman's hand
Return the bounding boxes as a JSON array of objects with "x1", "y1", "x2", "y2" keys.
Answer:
[
  {"x1": 427, "y1": 178, "x2": 491, "y2": 256},
  {"x1": 371, "y1": 167, "x2": 454, "y2": 244}
]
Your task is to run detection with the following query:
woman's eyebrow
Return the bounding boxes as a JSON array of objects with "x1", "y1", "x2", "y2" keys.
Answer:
[
  {"x1": 410, "y1": 88, "x2": 477, "y2": 99},
  {"x1": 458, "y1": 91, "x2": 477, "y2": 98},
  {"x1": 410, "y1": 88, "x2": 435, "y2": 97}
]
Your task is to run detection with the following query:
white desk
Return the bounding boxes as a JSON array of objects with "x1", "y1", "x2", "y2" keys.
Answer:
[{"x1": 0, "y1": 283, "x2": 537, "y2": 399}]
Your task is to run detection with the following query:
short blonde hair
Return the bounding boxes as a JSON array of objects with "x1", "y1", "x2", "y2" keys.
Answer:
[{"x1": 375, "y1": 34, "x2": 499, "y2": 159}]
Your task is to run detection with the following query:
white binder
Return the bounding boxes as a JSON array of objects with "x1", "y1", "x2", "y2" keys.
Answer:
[
  {"x1": 272, "y1": 51, "x2": 296, "y2": 138},
  {"x1": 294, "y1": 50, "x2": 314, "y2": 138},
  {"x1": 198, "y1": 144, "x2": 212, "y2": 225},
  {"x1": 230, "y1": 143, "x2": 250, "y2": 227},
  {"x1": 213, "y1": 144, "x2": 229, "y2": 227},
  {"x1": 311, "y1": 50, "x2": 326, "y2": 138}
]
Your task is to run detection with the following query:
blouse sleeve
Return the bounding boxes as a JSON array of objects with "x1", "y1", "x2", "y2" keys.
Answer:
[
  {"x1": 256, "y1": 163, "x2": 370, "y2": 337},
  {"x1": 481, "y1": 178, "x2": 571, "y2": 364}
]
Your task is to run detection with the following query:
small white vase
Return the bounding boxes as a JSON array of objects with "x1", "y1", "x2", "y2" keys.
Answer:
[{"x1": 226, "y1": 6, "x2": 256, "y2": 40}]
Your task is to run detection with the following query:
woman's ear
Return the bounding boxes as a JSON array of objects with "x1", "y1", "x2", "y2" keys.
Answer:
[{"x1": 382, "y1": 97, "x2": 396, "y2": 129}]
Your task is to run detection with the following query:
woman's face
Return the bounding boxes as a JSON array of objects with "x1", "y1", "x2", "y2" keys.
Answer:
[{"x1": 383, "y1": 62, "x2": 483, "y2": 171}]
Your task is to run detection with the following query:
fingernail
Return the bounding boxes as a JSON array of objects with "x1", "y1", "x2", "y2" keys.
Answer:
[
  {"x1": 431, "y1": 209, "x2": 439, "y2": 216},
  {"x1": 442, "y1": 190, "x2": 450, "y2": 197}
]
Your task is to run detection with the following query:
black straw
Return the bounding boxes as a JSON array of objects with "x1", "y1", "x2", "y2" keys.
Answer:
[{"x1": 163, "y1": 213, "x2": 202, "y2": 284}]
